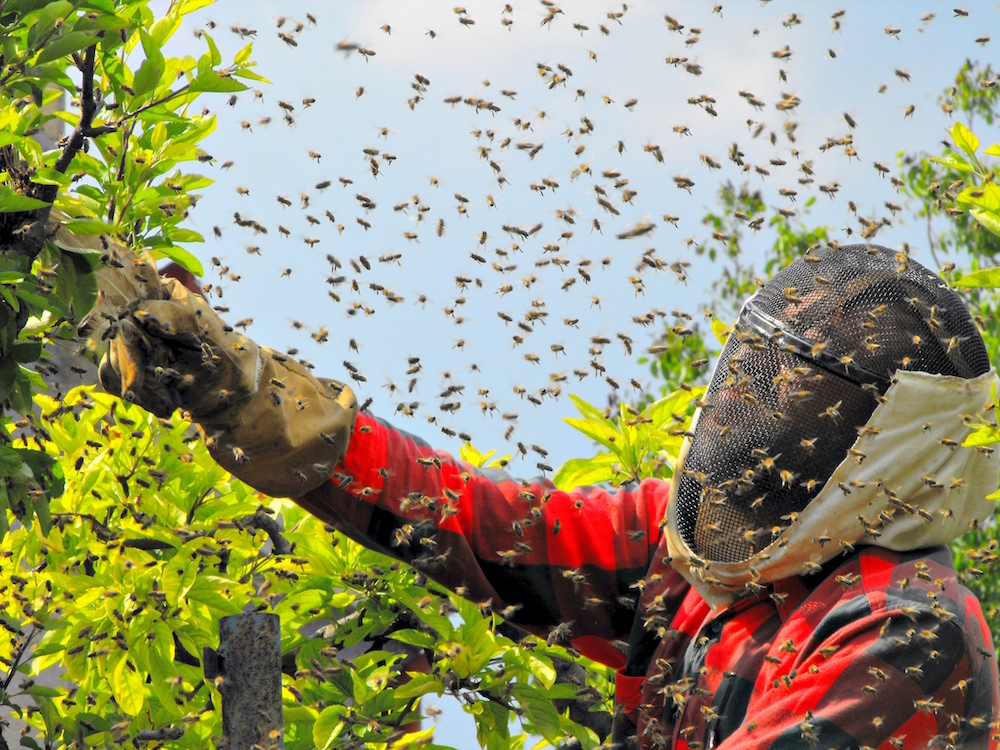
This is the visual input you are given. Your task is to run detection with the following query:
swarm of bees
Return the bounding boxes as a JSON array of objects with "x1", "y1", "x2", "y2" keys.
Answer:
[
  {"x1": 179, "y1": 3, "x2": 994, "y2": 478},
  {"x1": 96, "y1": 17, "x2": 998, "y2": 744}
]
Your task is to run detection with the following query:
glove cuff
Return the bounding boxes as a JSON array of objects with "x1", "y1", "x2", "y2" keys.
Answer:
[{"x1": 197, "y1": 348, "x2": 358, "y2": 499}]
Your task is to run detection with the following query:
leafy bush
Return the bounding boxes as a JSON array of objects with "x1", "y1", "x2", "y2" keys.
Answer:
[
  {"x1": 4, "y1": 386, "x2": 616, "y2": 748},
  {"x1": 1, "y1": 5, "x2": 998, "y2": 750}
]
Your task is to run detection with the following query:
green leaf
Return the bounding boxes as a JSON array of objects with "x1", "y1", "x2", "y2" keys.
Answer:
[
  {"x1": 0, "y1": 482, "x2": 8, "y2": 537},
  {"x1": 526, "y1": 654, "x2": 557, "y2": 689},
  {"x1": 952, "y1": 267, "x2": 1000, "y2": 288},
  {"x1": 552, "y1": 454, "x2": 621, "y2": 491},
  {"x1": 0, "y1": 192, "x2": 50, "y2": 212},
  {"x1": 711, "y1": 318, "x2": 732, "y2": 345},
  {"x1": 0, "y1": 284, "x2": 19, "y2": 313},
  {"x1": 561, "y1": 715, "x2": 601, "y2": 750},
  {"x1": 970, "y1": 208, "x2": 1000, "y2": 239},
  {"x1": 460, "y1": 442, "x2": 493, "y2": 468},
  {"x1": 231, "y1": 68, "x2": 271, "y2": 84},
  {"x1": 234, "y1": 42, "x2": 253, "y2": 65},
  {"x1": 27, "y1": 0, "x2": 72, "y2": 47},
  {"x1": 31, "y1": 167, "x2": 72, "y2": 187},
  {"x1": 957, "y1": 184, "x2": 1000, "y2": 212},
  {"x1": 313, "y1": 706, "x2": 344, "y2": 750},
  {"x1": 151, "y1": 120, "x2": 167, "y2": 151},
  {"x1": 23, "y1": 684, "x2": 62, "y2": 698},
  {"x1": 203, "y1": 32, "x2": 221, "y2": 67},
  {"x1": 61, "y1": 219, "x2": 118, "y2": 236},
  {"x1": 568, "y1": 393, "x2": 612, "y2": 423},
  {"x1": 0, "y1": 357, "x2": 18, "y2": 402},
  {"x1": 930, "y1": 155, "x2": 975, "y2": 174},
  {"x1": 133, "y1": 30, "x2": 165, "y2": 97},
  {"x1": 512, "y1": 683, "x2": 563, "y2": 743},
  {"x1": 150, "y1": 242, "x2": 204, "y2": 276},
  {"x1": 111, "y1": 653, "x2": 145, "y2": 716},
  {"x1": 35, "y1": 31, "x2": 95, "y2": 65},
  {"x1": 963, "y1": 425, "x2": 1000, "y2": 447},
  {"x1": 283, "y1": 704, "x2": 319, "y2": 724},
  {"x1": 149, "y1": 11, "x2": 182, "y2": 47},
  {"x1": 477, "y1": 700, "x2": 511, "y2": 750},
  {"x1": 189, "y1": 69, "x2": 247, "y2": 93},
  {"x1": 985, "y1": 143, "x2": 1000, "y2": 157},
  {"x1": 388, "y1": 629, "x2": 437, "y2": 649},
  {"x1": 17, "y1": 288, "x2": 69, "y2": 317},
  {"x1": 562, "y1": 417, "x2": 621, "y2": 454},
  {"x1": 57, "y1": 248, "x2": 98, "y2": 321},
  {"x1": 178, "y1": 0, "x2": 214, "y2": 11},
  {"x1": 147, "y1": 622, "x2": 181, "y2": 716},
  {"x1": 30, "y1": 490, "x2": 51, "y2": 534},
  {"x1": 641, "y1": 386, "x2": 704, "y2": 428},
  {"x1": 167, "y1": 227, "x2": 204, "y2": 243},
  {"x1": 951, "y1": 122, "x2": 979, "y2": 157},
  {"x1": 161, "y1": 554, "x2": 199, "y2": 605},
  {"x1": 12, "y1": 341, "x2": 41, "y2": 363},
  {"x1": 392, "y1": 672, "x2": 444, "y2": 700}
]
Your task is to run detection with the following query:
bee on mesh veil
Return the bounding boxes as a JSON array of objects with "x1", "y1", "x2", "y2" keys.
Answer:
[{"x1": 664, "y1": 243, "x2": 998, "y2": 608}]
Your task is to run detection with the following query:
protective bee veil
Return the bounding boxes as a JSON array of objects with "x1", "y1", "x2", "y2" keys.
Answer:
[{"x1": 665, "y1": 244, "x2": 998, "y2": 607}]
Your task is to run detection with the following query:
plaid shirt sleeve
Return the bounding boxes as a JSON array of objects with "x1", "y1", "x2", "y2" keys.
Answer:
[
  {"x1": 713, "y1": 601, "x2": 998, "y2": 749},
  {"x1": 295, "y1": 412, "x2": 673, "y2": 666},
  {"x1": 659, "y1": 546, "x2": 1000, "y2": 750}
]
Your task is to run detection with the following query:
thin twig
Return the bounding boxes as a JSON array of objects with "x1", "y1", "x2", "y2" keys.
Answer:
[
  {"x1": 2, "y1": 628, "x2": 36, "y2": 692},
  {"x1": 186, "y1": 487, "x2": 213, "y2": 525},
  {"x1": 389, "y1": 697, "x2": 421, "y2": 731},
  {"x1": 136, "y1": 727, "x2": 184, "y2": 742},
  {"x1": 121, "y1": 537, "x2": 175, "y2": 551},
  {"x1": 927, "y1": 211, "x2": 941, "y2": 267},
  {"x1": 118, "y1": 85, "x2": 191, "y2": 124},
  {"x1": 51, "y1": 45, "x2": 98, "y2": 176}
]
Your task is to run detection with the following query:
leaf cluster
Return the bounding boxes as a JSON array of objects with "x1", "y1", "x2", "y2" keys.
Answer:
[
  {"x1": 554, "y1": 387, "x2": 704, "y2": 491},
  {"x1": 3, "y1": 386, "x2": 616, "y2": 749},
  {"x1": 0, "y1": 0, "x2": 262, "y2": 538}
]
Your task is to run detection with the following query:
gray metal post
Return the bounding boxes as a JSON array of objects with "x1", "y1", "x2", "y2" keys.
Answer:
[{"x1": 204, "y1": 613, "x2": 284, "y2": 749}]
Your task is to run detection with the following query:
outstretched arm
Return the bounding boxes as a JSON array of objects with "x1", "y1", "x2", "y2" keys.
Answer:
[
  {"x1": 296, "y1": 411, "x2": 676, "y2": 666},
  {"x1": 98, "y1": 276, "x2": 682, "y2": 666}
]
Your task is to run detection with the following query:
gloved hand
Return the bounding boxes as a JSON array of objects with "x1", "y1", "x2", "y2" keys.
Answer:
[
  {"x1": 100, "y1": 278, "x2": 359, "y2": 498},
  {"x1": 99, "y1": 277, "x2": 261, "y2": 421}
]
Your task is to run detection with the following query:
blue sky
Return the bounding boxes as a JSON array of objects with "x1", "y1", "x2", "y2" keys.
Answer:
[{"x1": 156, "y1": 2, "x2": 997, "y2": 744}]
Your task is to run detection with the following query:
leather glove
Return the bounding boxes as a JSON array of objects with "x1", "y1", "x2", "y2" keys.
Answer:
[
  {"x1": 100, "y1": 278, "x2": 358, "y2": 498},
  {"x1": 99, "y1": 278, "x2": 260, "y2": 421}
]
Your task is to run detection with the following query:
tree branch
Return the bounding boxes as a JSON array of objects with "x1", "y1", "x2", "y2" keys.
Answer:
[
  {"x1": 136, "y1": 727, "x2": 184, "y2": 742},
  {"x1": 172, "y1": 633, "x2": 200, "y2": 667},
  {"x1": 51, "y1": 44, "x2": 98, "y2": 178},
  {"x1": 118, "y1": 84, "x2": 191, "y2": 125},
  {"x1": 241, "y1": 511, "x2": 292, "y2": 556},
  {"x1": 121, "y1": 537, "x2": 175, "y2": 551}
]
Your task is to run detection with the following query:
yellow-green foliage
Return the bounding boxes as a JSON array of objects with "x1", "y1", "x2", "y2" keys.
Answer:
[{"x1": 3, "y1": 387, "x2": 614, "y2": 749}]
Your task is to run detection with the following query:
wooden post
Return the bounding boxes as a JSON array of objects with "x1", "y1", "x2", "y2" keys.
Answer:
[{"x1": 204, "y1": 613, "x2": 284, "y2": 749}]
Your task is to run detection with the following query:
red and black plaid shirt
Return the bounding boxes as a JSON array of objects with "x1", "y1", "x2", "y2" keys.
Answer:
[{"x1": 297, "y1": 414, "x2": 1000, "y2": 750}]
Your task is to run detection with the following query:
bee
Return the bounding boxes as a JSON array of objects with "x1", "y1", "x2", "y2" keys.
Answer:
[{"x1": 673, "y1": 175, "x2": 695, "y2": 193}]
